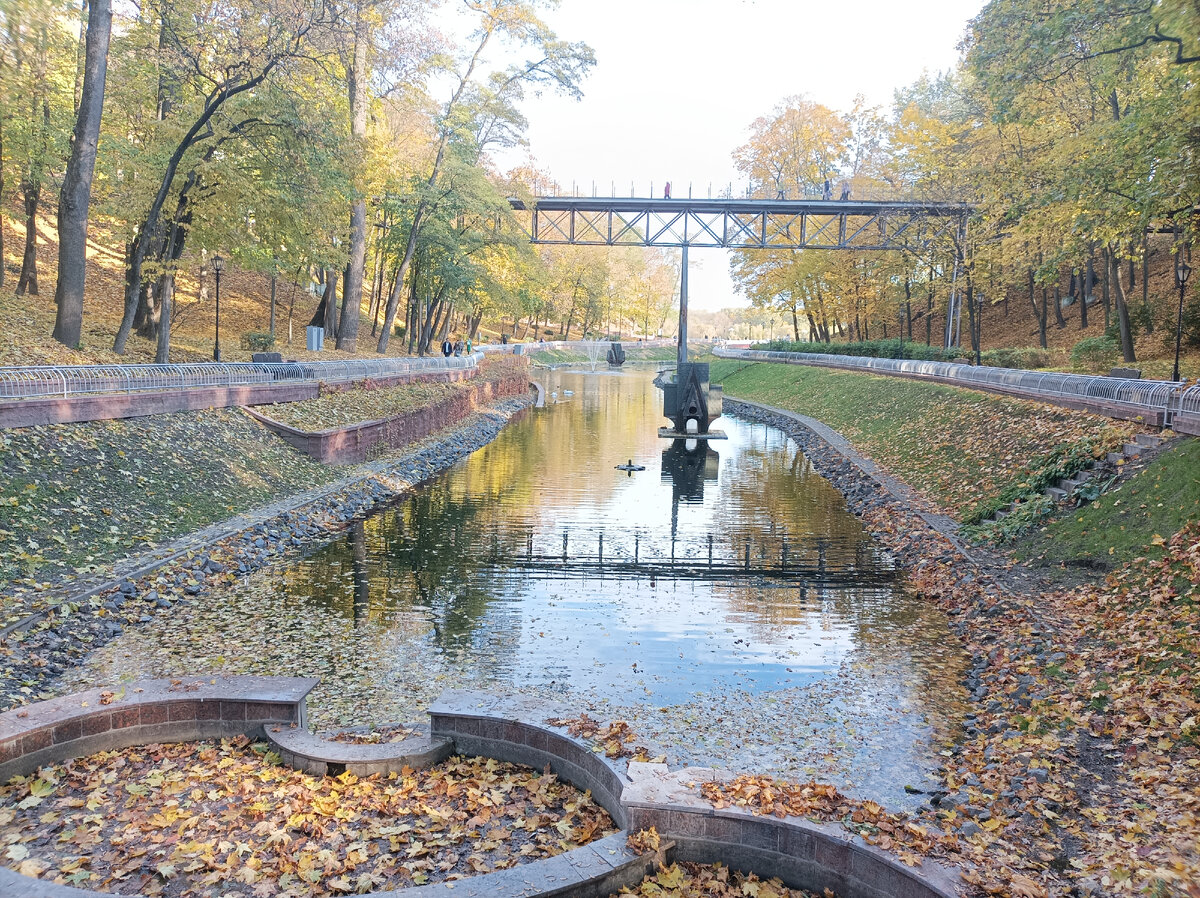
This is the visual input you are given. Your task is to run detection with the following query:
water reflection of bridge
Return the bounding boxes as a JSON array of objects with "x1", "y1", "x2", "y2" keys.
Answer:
[{"x1": 477, "y1": 552, "x2": 898, "y2": 590}]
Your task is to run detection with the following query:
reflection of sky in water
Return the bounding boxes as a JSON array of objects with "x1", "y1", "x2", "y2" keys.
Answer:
[{"x1": 280, "y1": 369, "x2": 905, "y2": 703}]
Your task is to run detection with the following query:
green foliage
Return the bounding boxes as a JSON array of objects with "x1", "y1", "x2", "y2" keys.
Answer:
[
  {"x1": 758, "y1": 340, "x2": 1054, "y2": 370},
  {"x1": 960, "y1": 436, "x2": 1117, "y2": 525},
  {"x1": 240, "y1": 331, "x2": 276, "y2": 352},
  {"x1": 962, "y1": 494, "x2": 1055, "y2": 544},
  {"x1": 757, "y1": 339, "x2": 958, "y2": 361},
  {"x1": 1010, "y1": 438, "x2": 1200, "y2": 570},
  {"x1": 979, "y1": 347, "x2": 1052, "y2": 369},
  {"x1": 1070, "y1": 336, "x2": 1121, "y2": 373}
]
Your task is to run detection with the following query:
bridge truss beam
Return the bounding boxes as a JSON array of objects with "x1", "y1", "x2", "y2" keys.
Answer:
[{"x1": 510, "y1": 196, "x2": 971, "y2": 252}]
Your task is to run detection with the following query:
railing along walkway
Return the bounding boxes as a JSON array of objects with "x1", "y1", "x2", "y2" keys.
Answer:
[
  {"x1": 0, "y1": 354, "x2": 481, "y2": 401},
  {"x1": 714, "y1": 347, "x2": 1200, "y2": 431}
]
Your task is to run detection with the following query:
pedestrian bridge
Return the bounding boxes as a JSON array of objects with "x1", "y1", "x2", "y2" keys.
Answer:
[{"x1": 509, "y1": 195, "x2": 971, "y2": 252}]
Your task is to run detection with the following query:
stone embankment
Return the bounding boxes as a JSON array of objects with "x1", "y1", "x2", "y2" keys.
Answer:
[{"x1": 0, "y1": 395, "x2": 533, "y2": 709}]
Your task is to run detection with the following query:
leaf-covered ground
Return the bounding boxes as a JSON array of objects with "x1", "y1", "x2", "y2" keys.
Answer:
[
  {"x1": 0, "y1": 737, "x2": 614, "y2": 896},
  {"x1": 613, "y1": 859, "x2": 823, "y2": 898},
  {"x1": 0, "y1": 409, "x2": 339, "y2": 594},
  {"x1": 709, "y1": 361, "x2": 1135, "y2": 520}
]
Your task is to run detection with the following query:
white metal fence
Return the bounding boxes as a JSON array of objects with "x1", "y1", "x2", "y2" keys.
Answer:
[
  {"x1": 0, "y1": 354, "x2": 481, "y2": 401},
  {"x1": 714, "y1": 347, "x2": 1199, "y2": 424}
]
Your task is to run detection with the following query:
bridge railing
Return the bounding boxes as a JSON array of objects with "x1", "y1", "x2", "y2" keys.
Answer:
[
  {"x1": 713, "y1": 347, "x2": 1200, "y2": 425},
  {"x1": 0, "y1": 354, "x2": 481, "y2": 401}
]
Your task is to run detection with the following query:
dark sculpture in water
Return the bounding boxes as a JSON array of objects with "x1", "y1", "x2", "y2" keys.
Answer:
[{"x1": 606, "y1": 342, "x2": 626, "y2": 366}]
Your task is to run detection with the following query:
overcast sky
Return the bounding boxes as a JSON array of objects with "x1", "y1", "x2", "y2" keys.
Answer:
[{"x1": 489, "y1": 0, "x2": 986, "y2": 311}]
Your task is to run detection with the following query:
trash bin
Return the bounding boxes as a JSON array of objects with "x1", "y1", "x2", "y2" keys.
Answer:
[{"x1": 306, "y1": 326, "x2": 325, "y2": 352}]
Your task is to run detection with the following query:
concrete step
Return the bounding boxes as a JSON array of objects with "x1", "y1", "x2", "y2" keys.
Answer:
[
  {"x1": 994, "y1": 509, "x2": 1009, "y2": 520},
  {"x1": 1122, "y1": 443, "x2": 1143, "y2": 457},
  {"x1": 1107, "y1": 451, "x2": 1127, "y2": 464},
  {"x1": 1135, "y1": 433, "x2": 1163, "y2": 448},
  {"x1": 1060, "y1": 478, "x2": 1085, "y2": 492},
  {"x1": 1045, "y1": 486, "x2": 1068, "y2": 501}
]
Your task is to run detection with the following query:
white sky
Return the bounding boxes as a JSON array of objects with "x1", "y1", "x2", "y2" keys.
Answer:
[{"x1": 490, "y1": 0, "x2": 986, "y2": 311}]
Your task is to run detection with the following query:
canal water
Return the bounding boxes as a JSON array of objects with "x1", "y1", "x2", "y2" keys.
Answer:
[{"x1": 73, "y1": 368, "x2": 967, "y2": 808}]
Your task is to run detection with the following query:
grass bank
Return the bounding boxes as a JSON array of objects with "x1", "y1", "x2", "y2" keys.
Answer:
[
  {"x1": 709, "y1": 359, "x2": 1134, "y2": 520},
  {"x1": 0, "y1": 358, "x2": 527, "y2": 596}
]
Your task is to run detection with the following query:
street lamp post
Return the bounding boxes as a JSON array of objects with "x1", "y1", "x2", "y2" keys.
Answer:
[
  {"x1": 1174, "y1": 249, "x2": 1191, "y2": 383},
  {"x1": 212, "y1": 255, "x2": 225, "y2": 362}
]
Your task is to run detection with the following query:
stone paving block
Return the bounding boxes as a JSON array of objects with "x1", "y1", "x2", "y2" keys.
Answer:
[{"x1": 51, "y1": 718, "x2": 82, "y2": 745}]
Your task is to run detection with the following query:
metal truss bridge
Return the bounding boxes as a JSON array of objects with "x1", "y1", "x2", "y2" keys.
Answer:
[{"x1": 509, "y1": 196, "x2": 971, "y2": 252}]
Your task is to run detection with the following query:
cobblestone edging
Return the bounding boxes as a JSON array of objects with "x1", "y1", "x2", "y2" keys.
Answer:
[{"x1": 0, "y1": 682, "x2": 962, "y2": 898}]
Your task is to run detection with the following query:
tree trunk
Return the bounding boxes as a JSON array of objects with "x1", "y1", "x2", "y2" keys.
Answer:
[
  {"x1": 0, "y1": 117, "x2": 5, "y2": 289},
  {"x1": 1053, "y1": 284, "x2": 1066, "y2": 328},
  {"x1": 965, "y1": 277, "x2": 979, "y2": 364},
  {"x1": 1028, "y1": 268, "x2": 1046, "y2": 349},
  {"x1": 1108, "y1": 245, "x2": 1136, "y2": 363},
  {"x1": 337, "y1": 11, "x2": 369, "y2": 350},
  {"x1": 925, "y1": 265, "x2": 934, "y2": 345},
  {"x1": 16, "y1": 182, "x2": 41, "y2": 295},
  {"x1": 1100, "y1": 246, "x2": 1111, "y2": 329},
  {"x1": 1080, "y1": 261, "x2": 1089, "y2": 329},
  {"x1": 322, "y1": 269, "x2": 338, "y2": 337},
  {"x1": 53, "y1": 0, "x2": 112, "y2": 348},
  {"x1": 1141, "y1": 236, "x2": 1153, "y2": 334},
  {"x1": 155, "y1": 273, "x2": 173, "y2": 363}
]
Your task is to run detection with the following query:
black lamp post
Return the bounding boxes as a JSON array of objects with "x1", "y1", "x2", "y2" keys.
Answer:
[
  {"x1": 212, "y1": 255, "x2": 225, "y2": 362},
  {"x1": 1174, "y1": 248, "x2": 1191, "y2": 383}
]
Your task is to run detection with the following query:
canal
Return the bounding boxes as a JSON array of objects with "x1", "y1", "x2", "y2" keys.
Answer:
[{"x1": 72, "y1": 367, "x2": 967, "y2": 808}]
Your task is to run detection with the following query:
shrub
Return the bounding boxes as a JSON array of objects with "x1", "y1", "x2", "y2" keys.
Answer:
[
  {"x1": 979, "y1": 347, "x2": 1053, "y2": 369},
  {"x1": 393, "y1": 324, "x2": 406, "y2": 340},
  {"x1": 240, "y1": 331, "x2": 275, "y2": 352},
  {"x1": 755, "y1": 338, "x2": 957, "y2": 361},
  {"x1": 1070, "y1": 335, "x2": 1120, "y2": 373}
]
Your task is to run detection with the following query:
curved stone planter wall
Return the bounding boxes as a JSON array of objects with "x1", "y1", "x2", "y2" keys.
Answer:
[
  {"x1": 0, "y1": 676, "x2": 315, "y2": 785},
  {"x1": 246, "y1": 371, "x2": 532, "y2": 464},
  {"x1": 0, "y1": 680, "x2": 964, "y2": 898}
]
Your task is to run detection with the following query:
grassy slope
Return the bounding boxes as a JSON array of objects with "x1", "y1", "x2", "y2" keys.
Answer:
[
  {"x1": 709, "y1": 359, "x2": 1134, "y2": 518},
  {"x1": 0, "y1": 409, "x2": 339, "y2": 594},
  {"x1": 1010, "y1": 436, "x2": 1200, "y2": 571}
]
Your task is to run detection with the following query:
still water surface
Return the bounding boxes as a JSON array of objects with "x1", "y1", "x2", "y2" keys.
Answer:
[{"x1": 76, "y1": 368, "x2": 966, "y2": 807}]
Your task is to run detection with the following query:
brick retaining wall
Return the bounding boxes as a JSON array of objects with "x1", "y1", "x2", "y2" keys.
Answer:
[{"x1": 246, "y1": 371, "x2": 532, "y2": 464}]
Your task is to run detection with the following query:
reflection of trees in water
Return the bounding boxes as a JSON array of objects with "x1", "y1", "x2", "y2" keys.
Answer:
[{"x1": 282, "y1": 488, "x2": 530, "y2": 658}]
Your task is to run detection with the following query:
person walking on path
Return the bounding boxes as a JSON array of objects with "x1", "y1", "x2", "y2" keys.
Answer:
[
  {"x1": 465, "y1": 336, "x2": 473, "y2": 354},
  {"x1": 453, "y1": 338, "x2": 463, "y2": 357},
  {"x1": 839, "y1": 179, "x2": 851, "y2": 201},
  {"x1": 822, "y1": 178, "x2": 833, "y2": 201},
  {"x1": 441, "y1": 338, "x2": 452, "y2": 357}
]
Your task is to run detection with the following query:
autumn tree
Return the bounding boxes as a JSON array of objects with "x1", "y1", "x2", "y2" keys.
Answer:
[{"x1": 51, "y1": 0, "x2": 112, "y2": 348}]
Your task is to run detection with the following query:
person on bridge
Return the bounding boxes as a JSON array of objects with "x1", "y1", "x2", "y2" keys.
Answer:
[
  {"x1": 839, "y1": 179, "x2": 852, "y2": 201},
  {"x1": 663, "y1": 181, "x2": 671, "y2": 199},
  {"x1": 822, "y1": 179, "x2": 833, "y2": 201}
]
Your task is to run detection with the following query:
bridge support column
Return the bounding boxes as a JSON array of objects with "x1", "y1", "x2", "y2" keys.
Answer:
[{"x1": 677, "y1": 244, "x2": 688, "y2": 367}]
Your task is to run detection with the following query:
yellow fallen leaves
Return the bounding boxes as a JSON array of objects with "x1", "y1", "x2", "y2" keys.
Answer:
[
  {"x1": 613, "y1": 861, "x2": 822, "y2": 898},
  {"x1": 0, "y1": 736, "x2": 615, "y2": 896},
  {"x1": 546, "y1": 713, "x2": 655, "y2": 760},
  {"x1": 698, "y1": 775, "x2": 955, "y2": 865}
]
